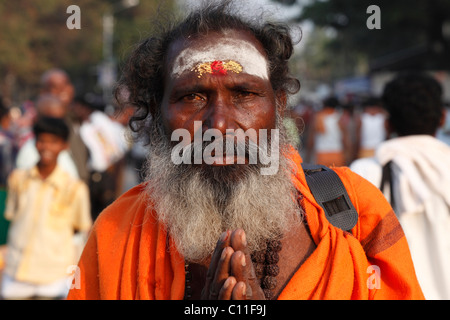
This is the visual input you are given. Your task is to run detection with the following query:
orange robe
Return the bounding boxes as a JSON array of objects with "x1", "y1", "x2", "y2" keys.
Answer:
[{"x1": 67, "y1": 150, "x2": 424, "y2": 300}]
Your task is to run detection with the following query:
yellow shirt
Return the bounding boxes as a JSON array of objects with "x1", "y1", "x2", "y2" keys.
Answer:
[{"x1": 4, "y1": 165, "x2": 91, "y2": 284}]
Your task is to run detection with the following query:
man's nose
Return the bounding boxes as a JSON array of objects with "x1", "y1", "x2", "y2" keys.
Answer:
[{"x1": 202, "y1": 96, "x2": 236, "y2": 134}]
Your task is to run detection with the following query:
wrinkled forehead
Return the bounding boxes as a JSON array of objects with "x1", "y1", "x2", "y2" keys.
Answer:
[{"x1": 169, "y1": 36, "x2": 269, "y2": 80}]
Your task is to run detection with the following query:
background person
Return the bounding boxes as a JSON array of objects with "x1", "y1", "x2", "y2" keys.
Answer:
[
  {"x1": 0, "y1": 99, "x2": 16, "y2": 272},
  {"x1": 306, "y1": 96, "x2": 350, "y2": 167},
  {"x1": 15, "y1": 94, "x2": 79, "y2": 179},
  {"x1": 73, "y1": 93, "x2": 128, "y2": 221},
  {"x1": 353, "y1": 96, "x2": 387, "y2": 160},
  {"x1": 40, "y1": 68, "x2": 90, "y2": 184},
  {"x1": 1, "y1": 117, "x2": 91, "y2": 299},
  {"x1": 350, "y1": 72, "x2": 450, "y2": 299}
]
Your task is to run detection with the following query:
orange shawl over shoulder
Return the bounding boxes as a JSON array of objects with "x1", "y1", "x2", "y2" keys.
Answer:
[{"x1": 67, "y1": 150, "x2": 424, "y2": 300}]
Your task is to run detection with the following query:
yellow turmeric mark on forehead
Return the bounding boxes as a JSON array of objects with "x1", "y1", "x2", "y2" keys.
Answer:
[{"x1": 192, "y1": 60, "x2": 243, "y2": 78}]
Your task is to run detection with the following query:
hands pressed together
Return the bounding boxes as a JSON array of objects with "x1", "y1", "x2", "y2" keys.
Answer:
[{"x1": 201, "y1": 228, "x2": 266, "y2": 300}]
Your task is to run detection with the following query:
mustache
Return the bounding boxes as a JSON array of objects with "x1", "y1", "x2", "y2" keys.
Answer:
[{"x1": 172, "y1": 133, "x2": 275, "y2": 165}]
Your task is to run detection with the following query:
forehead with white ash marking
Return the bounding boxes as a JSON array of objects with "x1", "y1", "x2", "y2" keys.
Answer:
[{"x1": 171, "y1": 38, "x2": 269, "y2": 80}]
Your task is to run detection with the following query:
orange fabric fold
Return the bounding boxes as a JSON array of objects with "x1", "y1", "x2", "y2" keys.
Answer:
[
  {"x1": 67, "y1": 186, "x2": 185, "y2": 300},
  {"x1": 67, "y1": 149, "x2": 424, "y2": 300}
]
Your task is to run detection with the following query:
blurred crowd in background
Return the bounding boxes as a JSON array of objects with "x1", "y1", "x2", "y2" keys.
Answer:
[
  {"x1": 0, "y1": 68, "x2": 147, "y2": 299},
  {"x1": 288, "y1": 94, "x2": 450, "y2": 166},
  {"x1": 1, "y1": 0, "x2": 450, "y2": 300}
]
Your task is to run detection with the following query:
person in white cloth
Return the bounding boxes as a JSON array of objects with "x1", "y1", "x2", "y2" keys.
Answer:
[{"x1": 350, "y1": 72, "x2": 450, "y2": 300}]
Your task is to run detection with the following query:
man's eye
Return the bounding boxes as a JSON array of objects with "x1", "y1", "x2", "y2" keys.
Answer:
[
  {"x1": 236, "y1": 91, "x2": 257, "y2": 99},
  {"x1": 182, "y1": 93, "x2": 204, "y2": 101}
]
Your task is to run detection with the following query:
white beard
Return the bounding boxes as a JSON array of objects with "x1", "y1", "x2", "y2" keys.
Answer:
[{"x1": 143, "y1": 117, "x2": 303, "y2": 262}]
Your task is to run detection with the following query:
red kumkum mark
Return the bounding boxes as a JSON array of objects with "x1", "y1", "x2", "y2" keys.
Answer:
[{"x1": 211, "y1": 60, "x2": 227, "y2": 75}]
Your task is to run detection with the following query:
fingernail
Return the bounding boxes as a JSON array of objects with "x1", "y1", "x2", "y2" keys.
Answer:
[
  {"x1": 223, "y1": 277, "x2": 232, "y2": 289},
  {"x1": 241, "y1": 254, "x2": 246, "y2": 267},
  {"x1": 241, "y1": 231, "x2": 247, "y2": 247},
  {"x1": 221, "y1": 248, "x2": 228, "y2": 260},
  {"x1": 242, "y1": 284, "x2": 247, "y2": 296},
  {"x1": 220, "y1": 230, "x2": 229, "y2": 242}
]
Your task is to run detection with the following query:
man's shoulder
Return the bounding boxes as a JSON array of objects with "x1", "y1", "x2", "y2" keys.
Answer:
[
  {"x1": 94, "y1": 183, "x2": 153, "y2": 229},
  {"x1": 331, "y1": 166, "x2": 394, "y2": 239},
  {"x1": 301, "y1": 164, "x2": 390, "y2": 222},
  {"x1": 332, "y1": 165, "x2": 387, "y2": 209},
  {"x1": 8, "y1": 167, "x2": 29, "y2": 184},
  {"x1": 88, "y1": 182, "x2": 160, "y2": 258}
]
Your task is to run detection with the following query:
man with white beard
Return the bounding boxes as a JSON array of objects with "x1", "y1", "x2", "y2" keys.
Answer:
[{"x1": 67, "y1": 2, "x2": 423, "y2": 300}]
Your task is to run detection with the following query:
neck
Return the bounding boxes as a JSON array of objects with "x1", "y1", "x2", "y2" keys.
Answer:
[{"x1": 37, "y1": 162, "x2": 57, "y2": 179}]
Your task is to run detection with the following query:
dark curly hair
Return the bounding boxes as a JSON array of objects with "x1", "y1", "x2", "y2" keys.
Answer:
[
  {"x1": 114, "y1": 0, "x2": 300, "y2": 142},
  {"x1": 382, "y1": 72, "x2": 443, "y2": 136},
  {"x1": 33, "y1": 116, "x2": 70, "y2": 142}
]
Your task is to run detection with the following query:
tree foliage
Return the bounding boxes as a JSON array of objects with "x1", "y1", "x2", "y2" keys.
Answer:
[
  {"x1": 297, "y1": 0, "x2": 450, "y2": 57},
  {"x1": 0, "y1": 0, "x2": 176, "y2": 105},
  {"x1": 272, "y1": 0, "x2": 450, "y2": 81}
]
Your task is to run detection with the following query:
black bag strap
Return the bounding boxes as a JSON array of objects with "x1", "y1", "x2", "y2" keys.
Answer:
[
  {"x1": 302, "y1": 163, "x2": 358, "y2": 232},
  {"x1": 380, "y1": 160, "x2": 395, "y2": 210}
]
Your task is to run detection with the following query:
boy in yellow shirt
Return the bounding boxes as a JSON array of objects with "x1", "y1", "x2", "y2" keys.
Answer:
[{"x1": 1, "y1": 116, "x2": 91, "y2": 299}]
